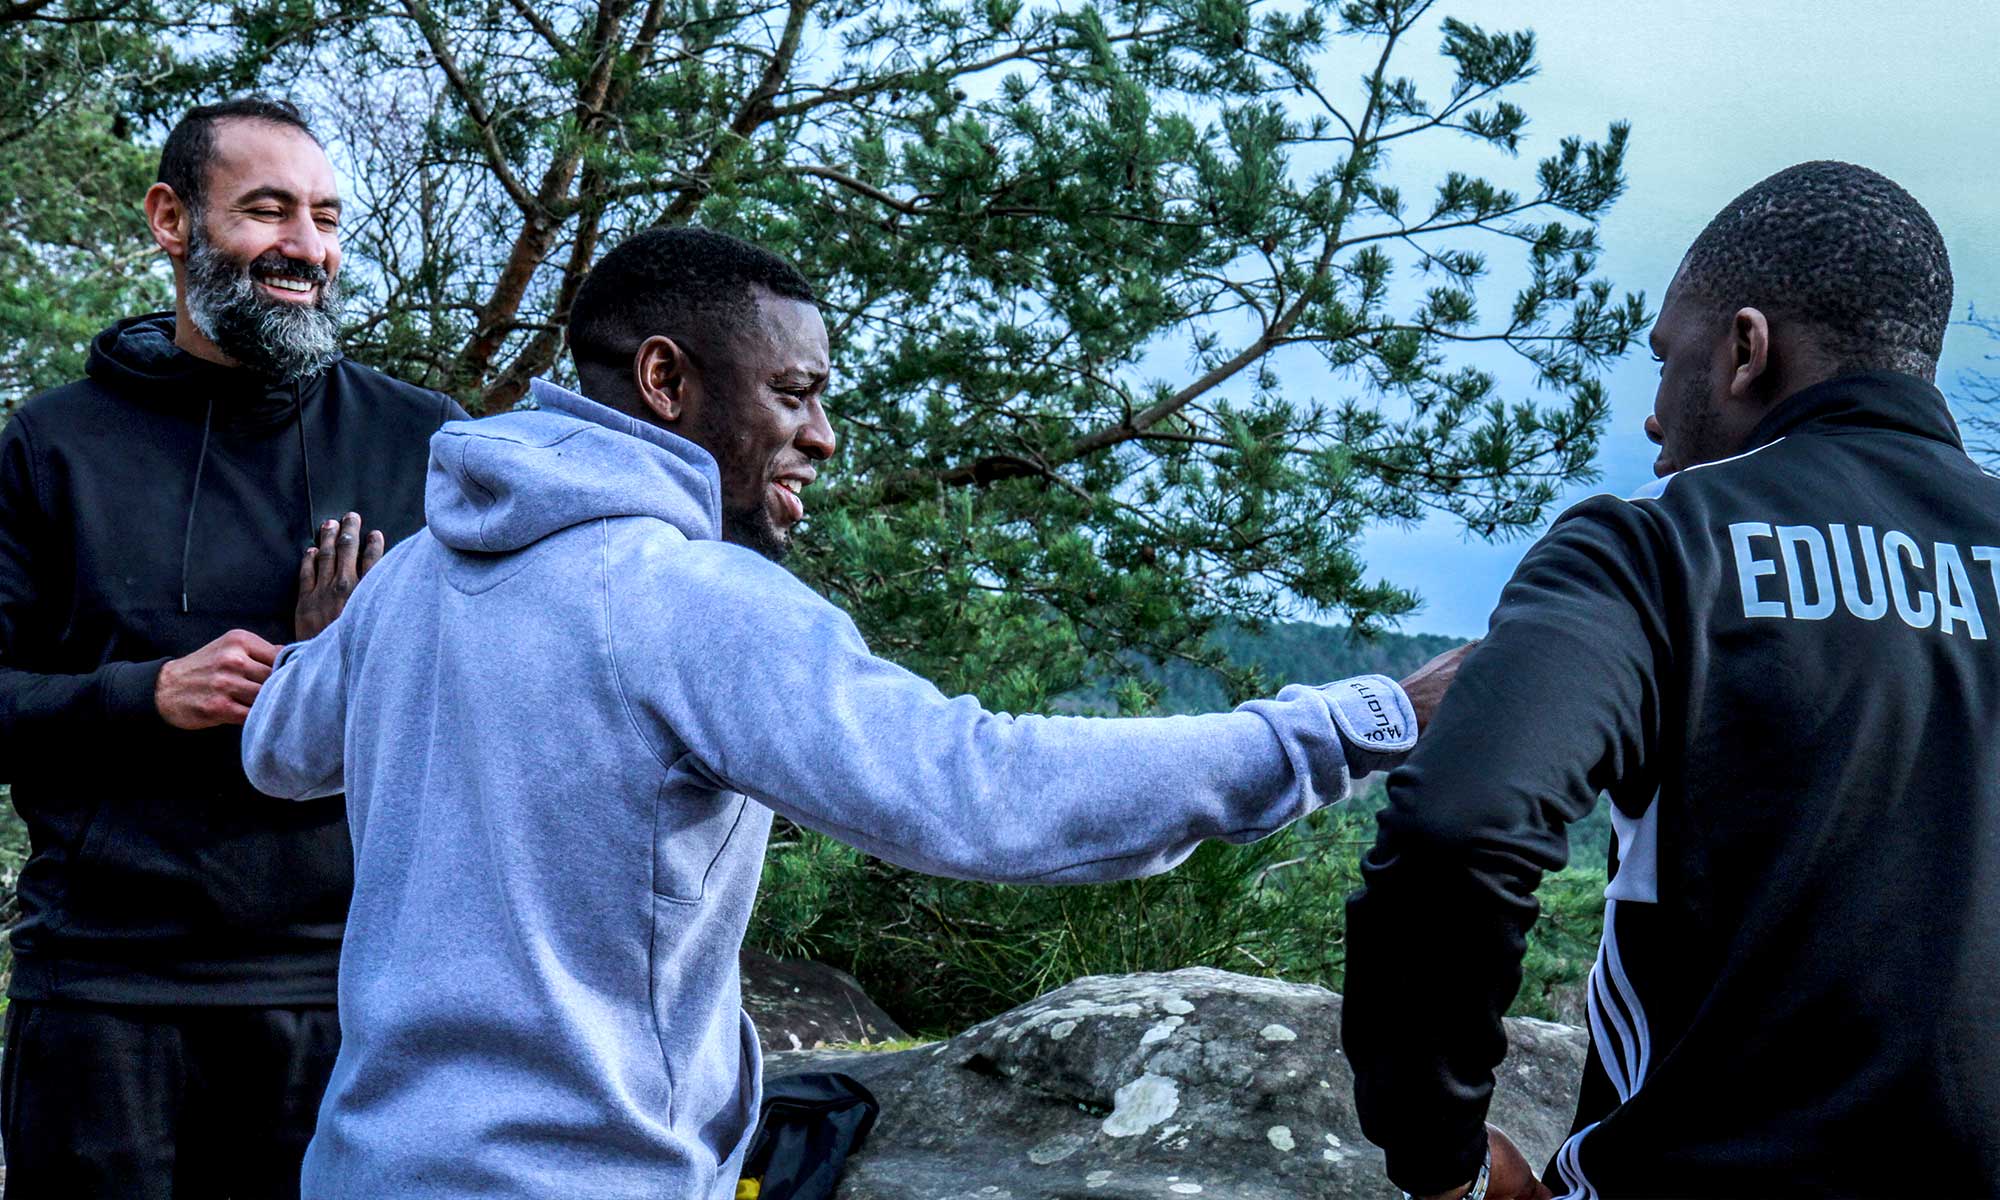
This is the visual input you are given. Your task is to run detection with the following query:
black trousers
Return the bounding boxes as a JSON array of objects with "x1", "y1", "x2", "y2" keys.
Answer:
[{"x1": 0, "y1": 999, "x2": 339, "y2": 1199}]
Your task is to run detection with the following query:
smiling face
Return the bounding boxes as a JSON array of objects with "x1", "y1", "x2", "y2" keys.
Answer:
[
  {"x1": 670, "y1": 290, "x2": 836, "y2": 559},
  {"x1": 200, "y1": 118, "x2": 343, "y2": 296},
  {"x1": 148, "y1": 117, "x2": 346, "y2": 379}
]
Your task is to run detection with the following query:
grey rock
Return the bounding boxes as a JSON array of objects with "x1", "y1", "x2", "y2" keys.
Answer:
[
  {"x1": 762, "y1": 967, "x2": 1585, "y2": 1199},
  {"x1": 1543, "y1": 982, "x2": 1590, "y2": 1029},
  {"x1": 741, "y1": 948, "x2": 910, "y2": 1053}
]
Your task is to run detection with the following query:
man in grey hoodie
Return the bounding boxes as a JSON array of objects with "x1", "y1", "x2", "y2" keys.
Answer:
[{"x1": 242, "y1": 227, "x2": 1456, "y2": 1199}]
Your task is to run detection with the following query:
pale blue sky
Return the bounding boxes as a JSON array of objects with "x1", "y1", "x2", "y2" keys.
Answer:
[{"x1": 1341, "y1": 1, "x2": 2000, "y2": 637}]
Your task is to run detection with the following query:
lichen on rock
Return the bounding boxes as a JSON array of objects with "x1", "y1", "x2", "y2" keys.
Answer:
[{"x1": 764, "y1": 966, "x2": 1586, "y2": 1199}]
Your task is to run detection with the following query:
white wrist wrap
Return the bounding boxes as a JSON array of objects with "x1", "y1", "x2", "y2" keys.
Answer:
[{"x1": 1324, "y1": 674, "x2": 1418, "y2": 756}]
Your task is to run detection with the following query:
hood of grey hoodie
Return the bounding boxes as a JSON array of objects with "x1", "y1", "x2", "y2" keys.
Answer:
[{"x1": 425, "y1": 378, "x2": 723, "y2": 552}]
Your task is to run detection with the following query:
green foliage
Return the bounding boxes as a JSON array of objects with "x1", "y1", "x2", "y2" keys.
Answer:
[
  {"x1": 750, "y1": 801, "x2": 1376, "y2": 1034},
  {"x1": 1563, "y1": 796, "x2": 1614, "y2": 871},
  {"x1": 1, "y1": 2, "x2": 1637, "y2": 1025},
  {"x1": 0, "y1": 6, "x2": 177, "y2": 410},
  {"x1": 1515, "y1": 860, "x2": 1606, "y2": 1022},
  {"x1": 751, "y1": 780, "x2": 1607, "y2": 1035},
  {"x1": 1, "y1": 0, "x2": 1647, "y2": 709},
  {"x1": 0, "y1": 784, "x2": 23, "y2": 1009}
]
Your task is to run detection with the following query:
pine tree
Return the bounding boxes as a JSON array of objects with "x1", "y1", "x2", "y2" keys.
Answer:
[
  {"x1": 1, "y1": 0, "x2": 1643, "y2": 1023},
  {"x1": 2, "y1": 0, "x2": 1648, "y2": 702},
  {"x1": 0, "y1": 4, "x2": 180, "y2": 407}
]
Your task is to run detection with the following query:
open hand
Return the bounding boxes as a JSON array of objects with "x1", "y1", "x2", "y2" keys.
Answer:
[
  {"x1": 1397, "y1": 640, "x2": 1479, "y2": 732},
  {"x1": 155, "y1": 629, "x2": 279, "y2": 729},
  {"x1": 295, "y1": 511, "x2": 385, "y2": 640}
]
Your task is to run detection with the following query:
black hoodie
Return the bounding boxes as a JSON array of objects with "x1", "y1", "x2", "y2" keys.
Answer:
[
  {"x1": 1341, "y1": 372, "x2": 2000, "y2": 1198},
  {"x1": 0, "y1": 313, "x2": 463, "y2": 1005}
]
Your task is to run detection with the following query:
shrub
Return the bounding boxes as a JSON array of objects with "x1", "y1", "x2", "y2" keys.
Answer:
[
  {"x1": 0, "y1": 784, "x2": 22, "y2": 1009},
  {"x1": 749, "y1": 783, "x2": 1607, "y2": 1036}
]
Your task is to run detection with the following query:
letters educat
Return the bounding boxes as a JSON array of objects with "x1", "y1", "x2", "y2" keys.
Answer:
[{"x1": 1727, "y1": 521, "x2": 1995, "y2": 637}]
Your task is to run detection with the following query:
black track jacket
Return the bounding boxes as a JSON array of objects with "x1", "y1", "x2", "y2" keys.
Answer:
[
  {"x1": 1344, "y1": 371, "x2": 2000, "y2": 1199},
  {"x1": 0, "y1": 314, "x2": 461, "y2": 1005}
]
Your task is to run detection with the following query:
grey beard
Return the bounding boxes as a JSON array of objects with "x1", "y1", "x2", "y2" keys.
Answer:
[{"x1": 184, "y1": 224, "x2": 344, "y2": 382}]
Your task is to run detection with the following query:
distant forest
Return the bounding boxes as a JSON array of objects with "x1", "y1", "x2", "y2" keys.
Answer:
[
  {"x1": 1144, "y1": 621, "x2": 1466, "y2": 715},
  {"x1": 1074, "y1": 620, "x2": 1616, "y2": 868},
  {"x1": 1054, "y1": 618, "x2": 1461, "y2": 716}
]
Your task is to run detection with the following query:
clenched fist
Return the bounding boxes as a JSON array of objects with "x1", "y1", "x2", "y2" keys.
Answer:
[{"x1": 155, "y1": 629, "x2": 280, "y2": 730}]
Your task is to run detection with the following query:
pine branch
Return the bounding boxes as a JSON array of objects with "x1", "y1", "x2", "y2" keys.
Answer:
[{"x1": 397, "y1": 0, "x2": 538, "y2": 217}]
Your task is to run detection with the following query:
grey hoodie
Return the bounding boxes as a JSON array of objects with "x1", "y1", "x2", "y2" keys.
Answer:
[{"x1": 242, "y1": 380, "x2": 1417, "y2": 1199}]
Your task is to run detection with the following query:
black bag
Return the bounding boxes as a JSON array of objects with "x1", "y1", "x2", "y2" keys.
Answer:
[{"x1": 738, "y1": 1071, "x2": 880, "y2": 1200}]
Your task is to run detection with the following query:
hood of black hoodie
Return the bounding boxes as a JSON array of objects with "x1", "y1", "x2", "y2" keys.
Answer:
[{"x1": 86, "y1": 311, "x2": 340, "y2": 435}]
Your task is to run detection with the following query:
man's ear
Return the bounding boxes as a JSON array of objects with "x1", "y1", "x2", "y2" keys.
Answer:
[
  {"x1": 145, "y1": 183, "x2": 193, "y2": 260},
  {"x1": 1727, "y1": 306, "x2": 1773, "y2": 399},
  {"x1": 633, "y1": 334, "x2": 698, "y2": 425}
]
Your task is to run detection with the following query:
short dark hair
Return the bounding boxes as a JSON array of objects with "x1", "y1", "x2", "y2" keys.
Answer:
[
  {"x1": 568, "y1": 226, "x2": 817, "y2": 380},
  {"x1": 1675, "y1": 161, "x2": 1953, "y2": 380},
  {"x1": 157, "y1": 97, "x2": 321, "y2": 216}
]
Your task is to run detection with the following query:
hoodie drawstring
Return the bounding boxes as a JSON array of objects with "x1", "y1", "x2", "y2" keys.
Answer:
[
  {"x1": 178, "y1": 387, "x2": 320, "y2": 616},
  {"x1": 293, "y1": 382, "x2": 318, "y2": 535},
  {"x1": 179, "y1": 397, "x2": 215, "y2": 614}
]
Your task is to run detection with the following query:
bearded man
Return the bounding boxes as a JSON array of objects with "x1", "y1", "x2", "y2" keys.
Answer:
[{"x1": 0, "y1": 97, "x2": 463, "y2": 1197}]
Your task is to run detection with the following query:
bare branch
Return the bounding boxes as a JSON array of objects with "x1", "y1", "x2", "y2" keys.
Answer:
[
  {"x1": 504, "y1": 0, "x2": 573, "y2": 55},
  {"x1": 656, "y1": 0, "x2": 814, "y2": 224},
  {"x1": 0, "y1": 0, "x2": 65, "y2": 23},
  {"x1": 1036, "y1": 6, "x2": 1411, "y2": 469},
  {"x1": 397, "y1": 0, "x2": 538, "y2": 216},
  {"x1": 790, "y1": 163, "x2": 926, "y2": 214},
  {"x1": 762, "y1": 23, "x2": 1188, "y2": 122}
]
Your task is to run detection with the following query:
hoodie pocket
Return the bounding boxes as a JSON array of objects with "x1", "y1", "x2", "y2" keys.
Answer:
[
  {"x1": 653, "y1": 781, "x2": 751, "y2": 905},
  {"x1": 57, "y1": 792, "x2": 353, "y2": 939}
]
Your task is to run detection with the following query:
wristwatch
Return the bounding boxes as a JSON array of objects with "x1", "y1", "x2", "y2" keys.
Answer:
[{"x1": 1404, "y1": 1140, "x2": 1490, "y2": 1200}]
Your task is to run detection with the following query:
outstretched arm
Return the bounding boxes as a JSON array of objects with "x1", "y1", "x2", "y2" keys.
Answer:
[{"x1": 610, "y1": 538, "x2": 1421, "y2": 885}]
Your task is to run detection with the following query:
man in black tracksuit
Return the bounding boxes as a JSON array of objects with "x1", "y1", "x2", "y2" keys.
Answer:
[
  {"x1": 0, "y1": 100, "x2": 461, "y2": 1196},
  {"x1": 1343, "y1": 162, "x2": 1997, "y2": 1199}
]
